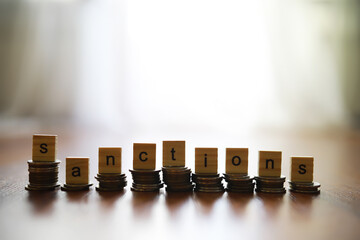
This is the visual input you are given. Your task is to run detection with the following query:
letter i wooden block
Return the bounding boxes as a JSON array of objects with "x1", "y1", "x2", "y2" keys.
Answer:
[
  {"x1": 133, "y1": 143, "x2": 156, "y2": 170},
  {"x1": 226, "y1": 148, "x2": 248, "y2": 174},
  {"x1": 66, "y1": 157, "x2": 89, "y2": 185},
  {"x1": 258, "y1": 151, "x2": 282, "y2": 177},
  {"x1": 195, "y1": 148, "x2": 218, "y2": 174},
  {"x1": 32, "y1": 134, "x2": 57, "y2": 162},
  {"x1": 163, "y1": 141, "x2": 185, "y2": 167},
  {"x1": 99, "y1": 147, "x2": 122, "y2": 174},
  {"x1": 291, "y1": 157, "x2": 313, "y2": 182}
]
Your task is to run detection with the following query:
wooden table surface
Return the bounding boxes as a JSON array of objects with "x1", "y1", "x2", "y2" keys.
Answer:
[{"x1": 0, "y1": 127, "x2": 359, "y2": 240}]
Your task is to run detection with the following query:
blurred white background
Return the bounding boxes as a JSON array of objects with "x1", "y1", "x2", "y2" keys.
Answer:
[{"x1": 0, "y1": 0, "x2": 359, "y2": 136}]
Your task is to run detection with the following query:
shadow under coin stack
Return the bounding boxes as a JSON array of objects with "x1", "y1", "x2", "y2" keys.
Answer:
[
  {"x1": 26, "y1": 160, "x2": 60, "y2": 191},
  {"x1": 289, "y1": 156, "x2": 320, "y2": 194},
  {"x1": 255, "y1": 176, "x2": 286, "y2": 194},
  {"x1": 224, "y1": 174, "x2": 254, "y2": 193},
  {"x1": 130, "y1": 169, "x2": 163, "y2": 192},
  {"x1": 192, "y1": 174, "x2": 225, "y2": 193},
  {"x1": 26, "y1": 134, "x2": 60, "y2": 191},
  {"x1": 162, "y1": 166, "x2": 193, "y2": 192}
]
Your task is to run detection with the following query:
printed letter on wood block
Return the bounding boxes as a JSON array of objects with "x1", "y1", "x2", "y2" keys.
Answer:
[
  {"x1": 66, "y1": 157, "x2": 89, "y2": 185},
  {"x1": 133, "y1": 143, "x2": 156, "y2": 170},
  {"x1": 163, "y1": 141, "x2": 185, "y2": 167},
  {"x1": 226, "y1": 148, "x2": 248, "y2": 174},
  {"x1": 195, "y1": 148, "x2": 218, "y2": 174},
  {"x1": 32, "y1": 134, "x2": 57, "y2": 162},
  {"x1": 291, "y1": 156, "x2": 314, "y2": 183},
  {"x1": 258, "y1": 151, "x2": 282, "y2": 177},
  {"x1": 99, "y1": 147, "x2": 122, "y2": 174}
]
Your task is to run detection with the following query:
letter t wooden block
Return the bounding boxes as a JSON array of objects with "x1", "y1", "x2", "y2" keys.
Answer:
[
  {"x1": 133, "y1": 143, "x2": 156, "y2": 170},
  {"x1": 99, "y1": 147, "x2": 122, "y2": 174},
  {"x1": 259, "y1": 151, "x2": 282, "y2": 177},
  {"x1": 291, "y1": 156, "x2": 314, "y2": 183},
  {"x1": 163, "y1": 141, "x2": 185, "y2": 167},
  {"x1": 32, "y1": 134, "x2": 57, "y2": 162},
  {"x1": 66, "y1": 157, "x2": 89, "y2": 185},
  {"x1": 195, "y1": 148, "x2": 218, "y2": 174}
]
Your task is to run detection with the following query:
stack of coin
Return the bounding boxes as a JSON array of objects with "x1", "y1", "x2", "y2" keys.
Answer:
[
  {"x1": 192, "y1": 173, "x2": 224, "y2": 193},
  {"x1": 255, "y1": 176, "x2": 286, "y2": 194},
  {"x1": 130, "y1": 169, "x2": 163, "y2": 192},
  {"x1": 95, "y1": 173, "x2": 127, "y2": 191},
  {"x1": 223, "y1": 174, "x2": 254, "y2": 193},
  {"x1": 162, "y1": 166, "x2": 194, "y2": 192},
  {"x1": 25, "y1": 160, "x2": 60, "y2": 191},
  {"x1": 288, "y1": 181, "x2": 320, "y2": 194}
]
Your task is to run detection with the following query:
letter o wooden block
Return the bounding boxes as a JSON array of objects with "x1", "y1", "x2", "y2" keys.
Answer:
[
  {"x1": 133, "y1": 143, "x2": 156, "y2": 170},
  {"x1": 291, "y1": 156, "x2": 314, "y2": 183},
  {"x1": 226, "y1": 148, "x2": 248, "y2": 174},
  {"x1": 66, "y1": 157, "x2": 89, "y2": 185},
  {"x1": 99, "y1": 147, "x2": 122, "y2": 174}
]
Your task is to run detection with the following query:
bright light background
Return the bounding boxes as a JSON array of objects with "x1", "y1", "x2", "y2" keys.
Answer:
[{"x1": 0, "y1": 0, "x2": 359, "y2": 136}]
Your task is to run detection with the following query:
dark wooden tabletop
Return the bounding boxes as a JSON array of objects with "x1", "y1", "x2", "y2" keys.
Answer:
[{"x1": 0, "y1": 128, "x2": 359, "y2": 240}]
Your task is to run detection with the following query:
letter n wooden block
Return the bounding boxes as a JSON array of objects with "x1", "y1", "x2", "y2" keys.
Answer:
[
  {"x1": 32, "y1": 134, "x2": 57, "y2": 162},
  {"x1": 133, "y1": 143, "x2": 156, "y2": 170},
  {"x1": 226, "y1": 148, "x2": 248, "y2": 174},
  {"x1": 163, "y1": 141, "x2": 185, "y2": 167},
  {"x1": 259, "y1": 151, "x2": 282, "y2": 177},
  {"x1": 291, "y1": 157, "x2": 313, "y2": 183},
  {"x1": 66, "y1": 157, "x2": 89, "y2": 184},
  {"x1": 99, "y1": 147, "x2": 122, "y2": 174},
  {"x1": 195, "y1": 148, "x2": 218, "y2": 174}
]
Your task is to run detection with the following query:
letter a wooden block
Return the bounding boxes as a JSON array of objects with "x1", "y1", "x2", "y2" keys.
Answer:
[
  {"x1": 258, "y1": 151, "x2": 282, "y2": 177},
  {"x1": 99, "y1": 147, "x2": 122, "y2": 174},
  {"x1": 66, "y1": 157, "x2": 89, "y2": 185},
  {"x1": 291, "y1": 156, "x2": 314, "y2": 183},
  {"x1": 163, "y1": 141, "x2": 185, "y2": 167},
  {"x1": 226, "y1": 148, "x2": 248, "y2": 174},
  {"x1": 32, "y1": 134, "x2": 57, "y2": 162},
  {"x1": 133, "y1": 143, "x2": 156, "y2": 170},
  {"x1": 195, "y1": 148, "x2": 218, "y2": 174}
]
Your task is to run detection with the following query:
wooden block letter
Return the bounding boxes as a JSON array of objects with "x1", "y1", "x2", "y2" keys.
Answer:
[
  {"x1": 195, "y1": 148, "x2": 218, "y2": 174},
  {"x1": 66, "y1": 157, "x2": 89, "y2": 185},
  {"x1": 258, "y1": 151, "x2": 282, "y2": 177},
  {"x1": 226, "y1": 148, "x2": 248, "y2": 174},
  {"x1": 32, "y1": 134, "x2": 57, "y2": 162},
  {"x1": 291, "y1": 156, "x2": 314, "y2": 183},
  {"x1": 133, "y1": 143, "x2": 156, "y2": 170},
  {"x1": 163, "y1": 141, "x2": 185, "y2": 167},
  {"x1": 99, "y1": 147, "x2": 122, "y2": 174}
]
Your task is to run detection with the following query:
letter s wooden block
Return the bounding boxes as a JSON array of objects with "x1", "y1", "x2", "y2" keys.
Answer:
[
  {"x1": 66, "y1": 157, "x2": 89, "y2": 185},
  {"x1": 258, "y1": 151, "x2": 282, "y2": 177},
  {"x1": 291, "y1": 156, "x2": 314, "y2": 183},
  {"x1": 99, "y1": 147, "x2": 122, "y2": 174},
  {"x1": 32, "y1": 134, "x2": 57, "y2": 162},
  {"x1": 195, "y1": 148, "x2": 218, "y2": 174},
  {"x1": 133, "y1": 143, "x2": 156, "y2": 170}
]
